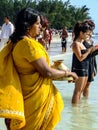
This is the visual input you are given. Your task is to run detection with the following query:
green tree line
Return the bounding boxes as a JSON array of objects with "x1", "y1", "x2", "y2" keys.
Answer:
[{"x1": 0, "y1": 0, "x2": 91, "y2": 30}]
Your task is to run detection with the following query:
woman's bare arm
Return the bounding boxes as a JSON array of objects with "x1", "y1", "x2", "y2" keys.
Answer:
[
  {"x1": 72, "y1": 42, "x2": 94, "y2": 61},
  {"x1": 31, "y1": 57, "x2": 78, "y2": 80}
]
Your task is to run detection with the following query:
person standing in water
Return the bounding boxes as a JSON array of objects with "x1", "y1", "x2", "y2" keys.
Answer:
[
  {"x1": 3, "y1": 7, "x2": 78, "y2": 129},
  {"x1": 82, "y1": 20, "x2": 97, "y2": 98},
  {"x1": 60, "y1": 26, "x2": 68, "y2": 53},
  {"x1": 71, "y1": 21, "x2": 96, "y2": 104}
]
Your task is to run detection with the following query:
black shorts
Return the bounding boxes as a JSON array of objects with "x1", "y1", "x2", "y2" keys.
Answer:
[
  {"x1": 72, "y1": 67, "x2": 89, "y2": 77},
  {"x1": 61, "y1": 39, "x2": 67, "y2": 48}
]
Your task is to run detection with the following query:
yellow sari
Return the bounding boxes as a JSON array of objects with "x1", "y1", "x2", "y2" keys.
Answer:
[
  {"x1": 0, "y1": 42, "x2": 25, "y2": 129},
  {"x1": 0, "y1": 37, "x2": 64, "y2": 130}
]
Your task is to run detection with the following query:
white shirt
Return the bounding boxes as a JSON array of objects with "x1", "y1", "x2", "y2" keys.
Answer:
[{"x1": 0, "y1": 21, "x2": 14, "y2": 40}]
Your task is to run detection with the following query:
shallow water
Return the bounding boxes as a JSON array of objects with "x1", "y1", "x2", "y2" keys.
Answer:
[
  {"x1": 52, "y1": 46, "x2": 98, "y2": 130},
  {"x1": 54, "y1": 75, "x2": 98, "y2": 130},
  {"x1": 0, "y1": 35, "x2": 98, "y2": 130}
]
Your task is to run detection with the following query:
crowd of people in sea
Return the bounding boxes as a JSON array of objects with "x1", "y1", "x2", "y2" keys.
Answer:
[{"x1": 0, "y1": 7, "x2": 98, "y2": 130}]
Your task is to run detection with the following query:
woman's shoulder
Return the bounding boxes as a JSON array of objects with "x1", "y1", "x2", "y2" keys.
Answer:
[
  {"x1": 72, "y1": 41, "x2": 79, "y2": 48},
  {"x1": 12, "y1": 37, "x2": 32, "y2": 51},
  {"x1": 13, "y1": 37, "x2": 43, "y2": 52},
  {"x1": 18, "y1": 37, "x2": 38, "y2": 47},
  {"x1": 72, "y1": 41, "x2": 83, "y2": 51}
]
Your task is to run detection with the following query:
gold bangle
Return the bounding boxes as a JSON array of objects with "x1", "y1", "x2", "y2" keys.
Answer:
[{"x1": 64, "y1": 71, "x2": 68, "y2": 77}]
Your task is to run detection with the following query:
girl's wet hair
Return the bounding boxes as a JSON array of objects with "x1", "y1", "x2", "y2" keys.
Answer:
[
  {"x1": 83, "y1": 19, "x2": 95, "y2": 30},
  {"x1": 10, "y1": 7, "x2": 40, "y2": 44},
  {"x1": 73, "y1": 21, "x2": 92, "y2": 41}
]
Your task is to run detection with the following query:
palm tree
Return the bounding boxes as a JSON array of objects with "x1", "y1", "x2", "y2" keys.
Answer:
[{"x1": 74, "y1": 5, "x2": 91, "y2": 22}]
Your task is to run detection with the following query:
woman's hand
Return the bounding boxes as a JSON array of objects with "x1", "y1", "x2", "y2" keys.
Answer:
[
  {"x1": 88, "y1": 46, "x2": 96, "y2": 54},
  {"x1": 64, "y1": 71, "x2": 78, "y2": 81}
]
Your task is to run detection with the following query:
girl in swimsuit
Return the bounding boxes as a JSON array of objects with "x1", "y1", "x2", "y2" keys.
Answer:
[
  {"x1": 82, "y1": 20, "x2": 97, "y2": 98},
  {"x1": 71, "y1": 21, "x2": 96, "y2": 104}
]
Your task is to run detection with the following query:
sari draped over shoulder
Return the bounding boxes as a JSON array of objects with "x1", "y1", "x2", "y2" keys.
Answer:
[
  {"x1": 12, "y1": 37, "x2": 64, "y2": 130},
  {"x1": 0, "y1": 37, "x2": 64, "y2": 130},
  {"x1": 0, "y1": 41, "x2": 25, "y2": 129}
]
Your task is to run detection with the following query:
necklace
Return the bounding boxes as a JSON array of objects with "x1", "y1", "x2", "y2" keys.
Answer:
[
  {"x1": 26, "y1": 34, "x2": 36, "y2": 40},
  {"x1": 26, "y1": 34, "x2": 33, "y2": 38}
]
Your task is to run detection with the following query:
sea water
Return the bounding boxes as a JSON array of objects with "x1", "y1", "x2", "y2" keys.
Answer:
[
  {"x1": 52, "y1": 35, "x2": 98, "y2": 130},
  {"x1": 53, "y1": 55, "x2": 98, "y2": 130},
  {"x1": 0, "y1": 34, "x2": 98, "y2": 130}
]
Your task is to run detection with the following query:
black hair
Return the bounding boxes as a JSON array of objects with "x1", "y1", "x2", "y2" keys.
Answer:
[
  {"x1": 73, "y1": 21, "x2": 92, "y2": 41},
  {"x1": 83, "y1": 19, "x2": 95, "y2": 30},
  {"x1": 10, "y1": 7, "x2": 40, "y2": 44},
  {"x1": 4, "y1": 16, "x2": 9, "y2": 19}
]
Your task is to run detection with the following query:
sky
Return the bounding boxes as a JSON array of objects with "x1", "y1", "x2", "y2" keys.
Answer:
[{"x1": 63, "y1": 0, "x2": 98, "y2": 33}]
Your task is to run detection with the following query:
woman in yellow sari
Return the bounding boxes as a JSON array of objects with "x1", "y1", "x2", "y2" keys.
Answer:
[{"x1": 5, "y1": 8, "x2": 78, "y2": 130}]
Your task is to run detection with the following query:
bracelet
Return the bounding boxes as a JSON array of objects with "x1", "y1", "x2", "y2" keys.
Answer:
[{"x1": 64, "y1": 71, "x2": 68, "y2": 77}]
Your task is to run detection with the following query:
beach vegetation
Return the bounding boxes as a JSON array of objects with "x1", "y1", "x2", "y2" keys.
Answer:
[{"x1": 0, "y1": 0, "x2": 91, "y2": 30}]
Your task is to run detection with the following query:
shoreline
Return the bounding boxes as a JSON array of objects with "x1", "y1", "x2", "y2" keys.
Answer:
[{"x1": 48, "y1": 33, "x2": 73, "y2": 56}]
